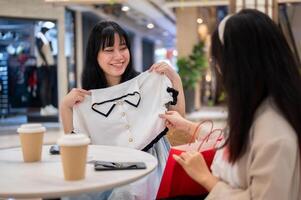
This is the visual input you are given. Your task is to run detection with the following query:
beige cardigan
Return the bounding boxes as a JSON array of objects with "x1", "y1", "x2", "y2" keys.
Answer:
[{"x1": 206, "y1": 100, "x2": 301, "y2": 200}]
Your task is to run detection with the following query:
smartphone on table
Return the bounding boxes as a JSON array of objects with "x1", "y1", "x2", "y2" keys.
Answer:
[{"x1": 93, "y1": 160, "x2": 147, "y2": 171}]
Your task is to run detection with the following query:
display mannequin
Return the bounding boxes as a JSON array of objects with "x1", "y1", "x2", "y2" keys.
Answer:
[{"x1": 35, "y1": 24, "x2": 58, "y2": 116}]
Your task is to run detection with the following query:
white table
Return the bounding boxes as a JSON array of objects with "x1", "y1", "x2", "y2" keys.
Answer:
[{"x1": 0, "y1": 145, "x2": 157, "y2": 198}]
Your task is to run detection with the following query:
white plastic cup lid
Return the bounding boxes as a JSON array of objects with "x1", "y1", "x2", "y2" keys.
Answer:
[
  {"x1": 17, "y1": 123, "x2": 46, "y2": 134},
  {"x1": 57, "y1": 134, "x2": 91, "y2": 146}
]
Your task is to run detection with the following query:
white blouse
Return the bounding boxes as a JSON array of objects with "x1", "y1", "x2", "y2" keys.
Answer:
[
  {"x1": 73, "y1": 71, "x2": 176, "y2": 150},
  {"x1": 211, "y1": 148, "x2": 241, "y2": 188}
]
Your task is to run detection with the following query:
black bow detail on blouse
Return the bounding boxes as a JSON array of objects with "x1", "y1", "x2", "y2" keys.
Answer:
[{"x1": 91, "y1": 91, "x2": 141, "y2": 117}]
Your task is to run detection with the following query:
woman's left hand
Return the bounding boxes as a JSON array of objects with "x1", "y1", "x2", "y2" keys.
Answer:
[
  {"x1": 149, "y1": 62, "x2": 180, "y2": 84},
  {"x1": 173, "y1": 151, "x2": 219, "y2": 192},
  {"x1": 149, "y1": 61, "x2": 185, "y2": 116}
]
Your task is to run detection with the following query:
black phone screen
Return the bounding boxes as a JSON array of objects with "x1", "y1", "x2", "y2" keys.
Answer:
[{"x1": 94, "y1": 161, "x2": 147, "y2": 171}]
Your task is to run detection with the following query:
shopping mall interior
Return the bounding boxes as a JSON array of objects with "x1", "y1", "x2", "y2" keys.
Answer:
[{"x1": 0, "y1": 0, "x2": 300, "y2": 145}]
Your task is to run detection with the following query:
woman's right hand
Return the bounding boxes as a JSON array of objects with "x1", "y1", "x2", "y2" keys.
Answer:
[
  {"x1": 61, "y1": 88, "x2": 91, "y2": 109},
  {"x1": 60, "y1": 88, "x2": 90, "y2": 134},
  {"x1": 159, "y1": 110, "x2": 197, "y2": 133}
]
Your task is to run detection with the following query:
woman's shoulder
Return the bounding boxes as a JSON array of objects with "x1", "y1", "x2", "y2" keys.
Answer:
[{"x1": 252, "y1": 99, "x2": 298, "y2": 147}]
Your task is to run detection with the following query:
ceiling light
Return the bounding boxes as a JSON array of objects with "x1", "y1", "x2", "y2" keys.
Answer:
[
  {"x1": 121, "y1": 5, "x2": 130, "y2": 12},
  {"x1": 197, "y1": 18, "x2": 203, "y2": 24},
  {"x1": 147, "y1": 23, "x2": 154, "y2": 29}
]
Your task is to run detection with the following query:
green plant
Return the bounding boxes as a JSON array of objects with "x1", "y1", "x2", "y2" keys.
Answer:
[
  {"x1": 208, "y1": 99, "x2": 214, "y2": 107},
  {"x1": 177, "y1": 42, "x2": 208, "y2": 89},
  {"x1": 218, "y1": 91, "x2": 226, "y2": 103},
  {"x1": 177, "y1": 57, "x2": 195, "y2": 89}
]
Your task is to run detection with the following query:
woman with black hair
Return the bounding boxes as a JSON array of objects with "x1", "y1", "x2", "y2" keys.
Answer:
[
  {"x1": 60, "y1": 21, "x2": 185, "y2": 199},
  {"x1": 160, "y1": 9, "x2": 301, "y2": 199},
  {"x1": 61, "y1": 21, "x2": 184, "y2": 131}
]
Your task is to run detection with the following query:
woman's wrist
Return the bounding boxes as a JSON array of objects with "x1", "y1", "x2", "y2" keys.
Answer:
[
  {"x1": 60, "y1": 99, "x2": 73, "y2": 110},
  {"x1": 197, "y1": 174, "x2": 219, "y2": 192},
  {"x1": 60, "y1": 102, "x2": 68, "y2": 111},
  {"x1": 186, "y1": 121, "x2": 198, "y2": 136},
  {"x1": 60, "y1": 101, "x2": 72, "y2": 114},
  {"x1": 171, "y1": 74, "x2": 182, "y2": 87},
  {"x1": 60, "y1": 101, "x2": 74, "y2": 133}
]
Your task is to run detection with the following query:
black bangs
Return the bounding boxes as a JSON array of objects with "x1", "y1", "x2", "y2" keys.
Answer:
[
  {"x1": 100, "y1": 27, "x2": 127, "y2": 50},
  {"x1": 119, "y1": 36, "x2": 126, "y2": 45}
]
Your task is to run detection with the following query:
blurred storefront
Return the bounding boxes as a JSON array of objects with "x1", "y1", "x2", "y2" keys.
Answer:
[
  {"x1": 0, "y1": 0, "x2": 174, "y2": 130},
  {"x1": 0, "y1": 19, "x2": 58, "y2": 115},
  {"x1": 0, "y1": 0, "x2": 300, "y2": 132}
]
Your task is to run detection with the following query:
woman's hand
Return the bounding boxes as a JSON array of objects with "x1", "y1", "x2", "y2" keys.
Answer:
[
  {"x1": 173, "y1": 151, "x2": 219, "y2": 192},
  {"x1": 149, "y1": 61, "x2": 181, "y2": 84},
  {"x1": 150, "y1": 62, "x2": 186, "y2": 116},
  {"x1": 61, "y1": 88, "x2": 91, "y2": 109},
  {"x1": 159, "y1": 110, "x2": 196, "y2": 133},
  {"x1": 60, "y1": 88, "x2": 91, "y2": 133}
]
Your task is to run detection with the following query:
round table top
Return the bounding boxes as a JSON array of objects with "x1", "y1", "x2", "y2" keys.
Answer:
[{"x1": 0, "y1": 145, "x2": 157, "y2": 198}]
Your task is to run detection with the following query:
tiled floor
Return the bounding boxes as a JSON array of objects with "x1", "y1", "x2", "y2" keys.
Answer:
[{"x1": 0, "y1": 106, "x2": 227, "y2": 149}]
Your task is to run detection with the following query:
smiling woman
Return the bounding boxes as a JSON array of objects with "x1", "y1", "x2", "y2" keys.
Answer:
[
  {"x1": 97, "y1": 33, "x2": 130, "y2": 86},
  {"x1": 59, "y1": 20, "x2": 185, "y2": 200},
  {"x1": 81, "y1": 21, "x2": 138, "y2": 90}
]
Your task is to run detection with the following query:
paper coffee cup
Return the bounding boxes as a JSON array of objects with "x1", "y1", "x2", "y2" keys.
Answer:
[
  {"x1": 57, "y1": 134, "x2": 90, "y2": 181},
  {"x1": 17, "y1": 123, "x2": 46, "y2": 162}
]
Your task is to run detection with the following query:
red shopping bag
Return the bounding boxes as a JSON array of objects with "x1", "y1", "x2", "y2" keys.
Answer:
[{"x1": 157, "y1": 120, "x2": 223, "y2": 199}]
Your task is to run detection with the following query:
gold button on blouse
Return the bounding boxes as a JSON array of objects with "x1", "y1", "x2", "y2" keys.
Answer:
[
  {"x1": 125, "y1": 125, "x2": 130, "y2": 129},
  {"x1": 129, "y1": 138, "x2": 133, "y2": 142}
]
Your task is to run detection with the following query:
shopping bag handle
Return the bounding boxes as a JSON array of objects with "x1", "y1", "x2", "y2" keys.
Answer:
[
  {"x1": 189, "y1": 120, "x2": 213, "y2": 145},
  {"x1": 197, "y1": 128, "x2": 224, "y2": 151}
]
